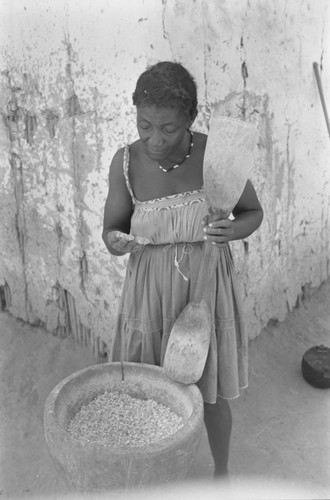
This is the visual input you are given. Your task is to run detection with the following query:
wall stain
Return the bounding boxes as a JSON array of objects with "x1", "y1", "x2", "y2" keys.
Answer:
[
  {"x1": 63, "y1": 37, "x2": 92, "y2": 307},
  {"x1": 45, "y1": 109, "x2": 59, "y2": 139},
  {"x1": 24, "y1": 112, "x2": 37, "y2": 145},
  {"x1": 54, "y1": 221, "x2": 63, "y2": 266},
  {"x1": 4, "y1": 98, "x2": 21, "y2": 142},
  {"x1": 0, "y1": 279, "x2": 11, "y2": 310},
  {"x1": 79, "y1": 251, "x2": 88, "y2": 293},
  {"x1": 67, "y1": 93, "x2": 81, "y2": 117},
  {"x1": 9, "y1": 154, "x2": 25, "y2": 253},
  {"x1": 161, "y1": 0, "x2": 169, "y2": 41},
  {"x1": 241, "y1": 61, "x2": 249, "y2": 86},
  {"x1": 8, "y1": 150, "x2": 28, "y2": 317}
]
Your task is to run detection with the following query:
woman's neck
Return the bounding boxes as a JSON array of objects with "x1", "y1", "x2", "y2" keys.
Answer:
[{"x1": 156, "y1": 130, "x2": 192, "y2": 170}]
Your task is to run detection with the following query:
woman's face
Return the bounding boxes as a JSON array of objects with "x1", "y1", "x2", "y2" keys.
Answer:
[{"x1": 136, "y1": 104, "x2": 192, "y2": 162}]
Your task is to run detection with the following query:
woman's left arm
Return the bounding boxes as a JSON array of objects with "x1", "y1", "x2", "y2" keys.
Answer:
[{"x1": 203, "y1": 180, "x2": 263, "y2": 246}]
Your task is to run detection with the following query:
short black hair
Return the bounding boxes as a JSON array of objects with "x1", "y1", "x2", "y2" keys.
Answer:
[{"x1": 132, "y1": 61, "x2": 198, "y2": 119}]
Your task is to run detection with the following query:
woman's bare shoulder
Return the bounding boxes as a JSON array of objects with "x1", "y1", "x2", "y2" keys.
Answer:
[
  {"x1": 108, "y1": 146, "x2": 126, "y2": 180},
  {"x1": 189, "y1": 131, "x2": 207, "y2": 161},
  {"x1": 193, "y1": 130, "x2": 208, "y2": 140},
  {"x1": 127, "y1": 138, "x2": 143, "y2": 157},
  {"x1": 192, "y1": 131, "x2": 208, "y2": 149},
  {"x1": 110, "y1": 146, "x2": 124, "y2": 163},
  {"x1": 129, "y1": 138, "x2": 141, "y2": 148}
]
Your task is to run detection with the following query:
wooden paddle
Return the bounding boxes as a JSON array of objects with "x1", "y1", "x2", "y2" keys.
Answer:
[{"x1": 163, "y1": 110, "x2": 258, "y2": 384}]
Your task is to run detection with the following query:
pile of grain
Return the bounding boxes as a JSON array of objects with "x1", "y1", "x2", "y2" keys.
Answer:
[{"x1": 67, "y1": 391, "x2": 184, "y2": 447}]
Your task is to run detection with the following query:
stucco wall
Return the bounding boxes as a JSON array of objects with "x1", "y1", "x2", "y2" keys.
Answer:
[{"x1": 0, "y1": 0, "x2": 329, "y2": 355}]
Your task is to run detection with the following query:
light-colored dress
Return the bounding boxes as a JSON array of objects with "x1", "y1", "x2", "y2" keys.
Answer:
[{"x1": 109, "y1": 146, "x2": 248, "y2": 403}]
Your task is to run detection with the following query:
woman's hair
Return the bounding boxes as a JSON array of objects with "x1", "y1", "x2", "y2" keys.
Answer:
[{"x1": 132, "y1": 61, "x2": 198, "y2": 119}]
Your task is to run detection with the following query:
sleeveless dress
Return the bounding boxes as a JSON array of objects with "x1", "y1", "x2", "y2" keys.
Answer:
[{"x1": 109, "y1": 146, "x2": 248, "y2": 403}]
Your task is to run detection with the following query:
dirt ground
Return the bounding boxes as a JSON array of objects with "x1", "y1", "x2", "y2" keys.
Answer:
[{"x1": 0, "y1": 281, "x2": 330, "y2": 499}]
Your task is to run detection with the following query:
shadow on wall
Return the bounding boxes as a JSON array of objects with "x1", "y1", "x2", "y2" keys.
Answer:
[{"x1": 0, "y1": 279, "x2": 108, "y2": 361}]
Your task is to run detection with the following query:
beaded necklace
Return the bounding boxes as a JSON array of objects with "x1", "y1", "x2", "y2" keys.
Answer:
[{"x1": 157, "y1": 130, "x2": 194, "y2": 173}]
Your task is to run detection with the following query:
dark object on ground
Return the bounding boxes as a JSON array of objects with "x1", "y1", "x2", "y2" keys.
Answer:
[{"x1": 302, "y1": 345, "x2": 330, "y2": 388}]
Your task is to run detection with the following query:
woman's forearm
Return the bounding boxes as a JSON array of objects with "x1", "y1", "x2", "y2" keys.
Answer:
[
  {"x1": 231, "y1": 208, "x2": 263, "y2": 241},
  {"x1": 102, "y1": 229, "x2": 126, "y2": 256}
]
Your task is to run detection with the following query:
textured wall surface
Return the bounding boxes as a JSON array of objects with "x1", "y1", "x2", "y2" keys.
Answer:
[{"x1": 0, "y1": 0, "x2": 329, "y2": 356}]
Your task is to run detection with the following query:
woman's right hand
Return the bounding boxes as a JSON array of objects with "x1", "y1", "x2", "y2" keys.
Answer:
[{"x1": 107, "y1": 231, "x2": 150, "y2": 254}]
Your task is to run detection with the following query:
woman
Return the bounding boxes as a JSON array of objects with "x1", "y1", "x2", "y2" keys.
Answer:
[{"x1": 102, "y1": 61, "x2": 263, "y2": 477}]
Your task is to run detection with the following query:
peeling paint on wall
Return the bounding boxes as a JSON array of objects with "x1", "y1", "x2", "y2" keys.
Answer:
[{"x1": 0, "y1": 0, "x2": 329, "y2": 356}]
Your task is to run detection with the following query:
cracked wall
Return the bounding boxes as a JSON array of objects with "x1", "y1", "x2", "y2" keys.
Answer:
[{"x1": 0, "y1": 0, "x2": 329, "y2": 355}]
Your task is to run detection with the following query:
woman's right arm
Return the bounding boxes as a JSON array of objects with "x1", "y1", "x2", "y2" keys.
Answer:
[{"x1": 102, "y1": 148, "x2": 133, "y2": 256}]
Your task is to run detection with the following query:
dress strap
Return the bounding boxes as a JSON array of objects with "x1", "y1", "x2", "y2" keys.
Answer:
[{"x1": 123, "y1": 145, "x2": 135, "y2": 204}]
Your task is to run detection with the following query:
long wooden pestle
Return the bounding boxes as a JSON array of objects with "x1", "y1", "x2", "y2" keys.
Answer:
[{"x1": 163, "y1": 112, "x2": 258, "y2": 384}]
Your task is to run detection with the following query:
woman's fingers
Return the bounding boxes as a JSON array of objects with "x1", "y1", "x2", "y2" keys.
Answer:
[
  {"x1": 107, "y1": 231, "x2": 150, "y2": 253},
  {"x1": 203, "y1": 218, "x2": 234, "y2": 244},
  {"x1": 201, "y1": 214, "x2": 209, "y2": 227},
  {"x1": 107, "y1": 231, "x2": 130, "y2": 253},
  {"x1": 207, "y1": 218, "x2": 232, "y2": 229}
]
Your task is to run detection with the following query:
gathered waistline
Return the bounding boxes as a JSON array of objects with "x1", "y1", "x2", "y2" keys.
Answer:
[
  {"x1": 132, "y1": 241, "x2": 205, "y2": 281},
  {"x1": 150, "y1": 240, "x2": 204, "y2": 248}
]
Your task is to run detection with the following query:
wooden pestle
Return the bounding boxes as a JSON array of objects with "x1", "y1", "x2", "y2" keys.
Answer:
[
  {"x1": 163, "y1": 113, "x2": 258, "y2": 385},
  {"x1": 190, "y1": 211, "x2": 225, "y2": 305}
]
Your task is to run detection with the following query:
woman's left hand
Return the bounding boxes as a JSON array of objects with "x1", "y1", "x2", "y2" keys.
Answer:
[{"x1": 202, "y1": 215, "x2": 234, "y2": 247}]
